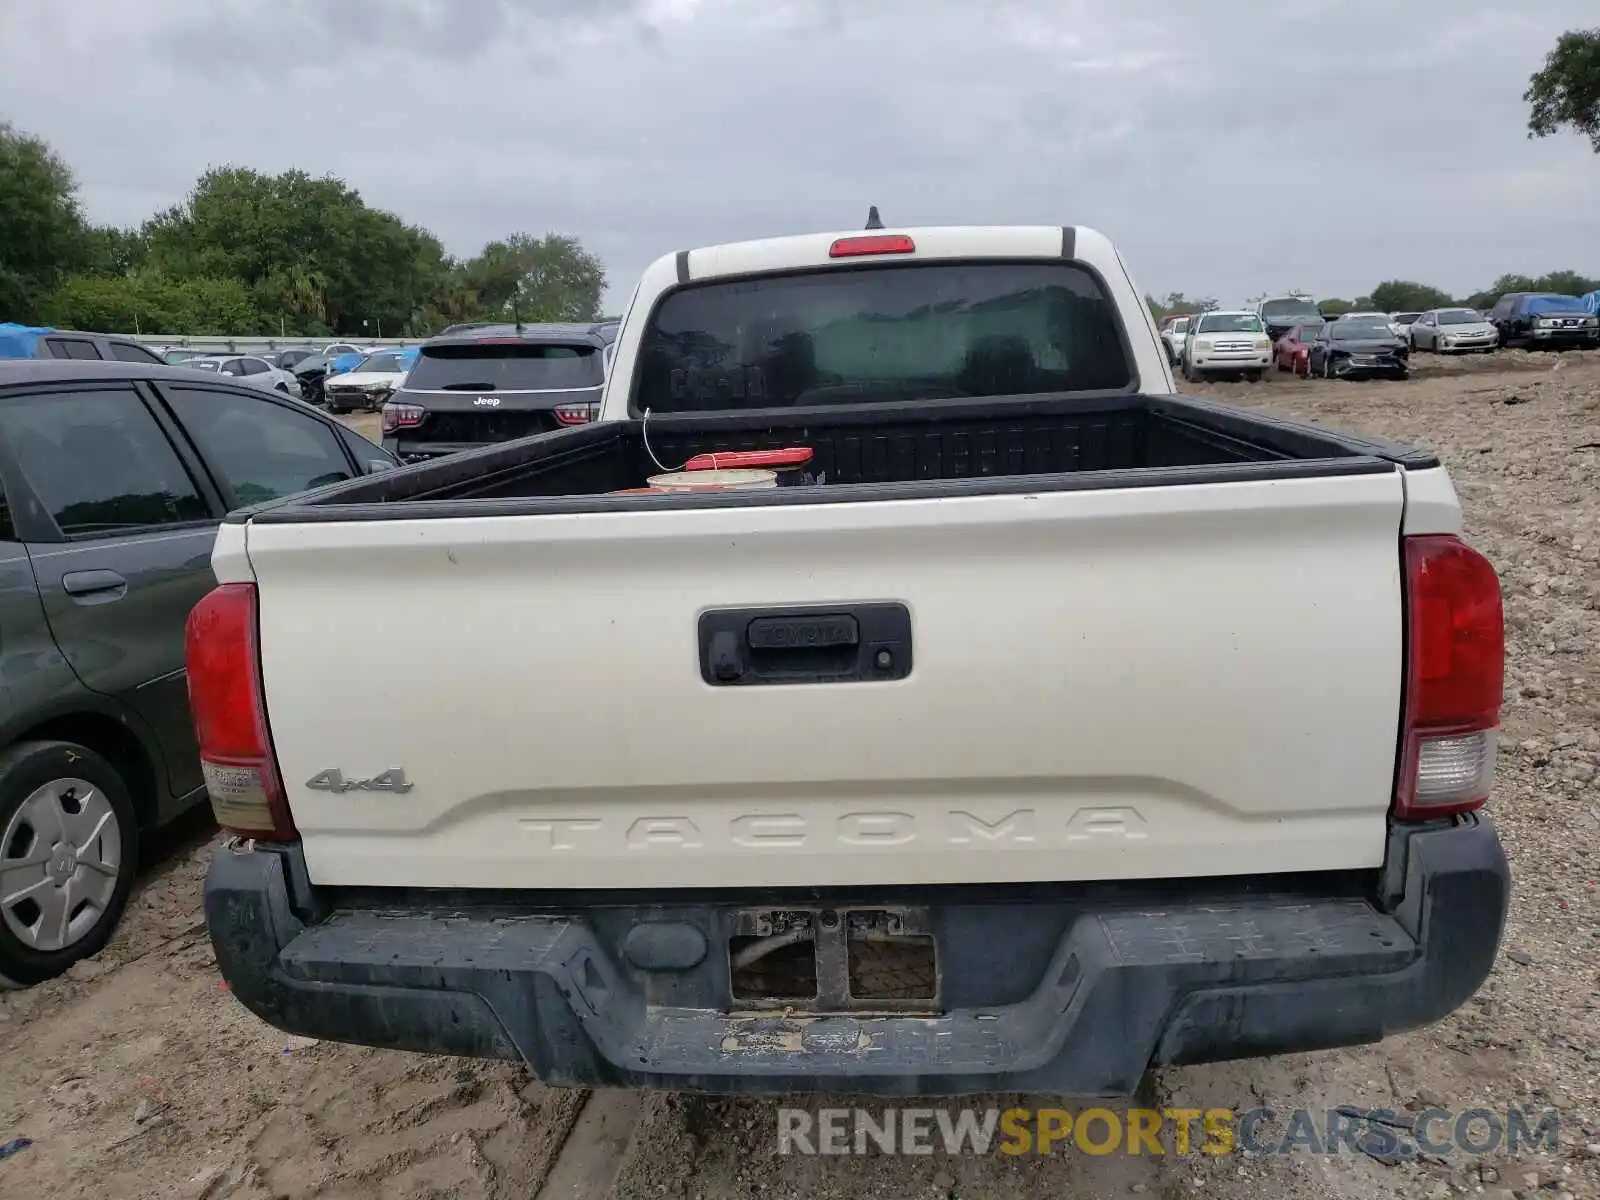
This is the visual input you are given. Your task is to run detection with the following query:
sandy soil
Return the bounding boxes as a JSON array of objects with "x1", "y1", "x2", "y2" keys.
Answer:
[{"x1": 2, "y1": 351, "x2": 1598, "y2": 1200}]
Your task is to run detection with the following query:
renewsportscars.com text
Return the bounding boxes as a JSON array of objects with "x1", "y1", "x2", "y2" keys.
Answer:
[{"x1": 777, "y1": 1106, "x2": 1564, "y2": 1159}]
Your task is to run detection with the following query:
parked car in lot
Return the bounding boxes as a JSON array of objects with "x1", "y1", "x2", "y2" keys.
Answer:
[
  {"x1": 1339, "y1": 311, "x2": 1393, "y2": 329},
  {"x1": 1255, "y1": 295, "x2": 1324, "y2": 342},
  {"x1": 1308, "y1": 317, "x2": 1410, "y2": 380},
  {"x1": 268, "y1": 349, "x2": 318, "y2": 371},
  {"x1": 1408, "y1": 308, "x2": 1498, "y2": 354},
  {"x1": 1273, "y1": 321, "x2": 1324, "y2": 376},
  {"x1": 323, "y1": 347, "x2": 419, "y2": 414},
  {"x1": 1179, "y1": 310, "x2": 1273, "y2": 381},
  {"x1": 1489, "y1": 293, "x2": 1600, "y2": 350},
  {"x1": 292, "y1": 354, "x2": 336, "y2": 406},
  {"x1": 1388, "y1": 312, "x2": 1422, "y2": 339},
  {"x1": 179, "y1": 355, "x2": 305, "y2": 400},
  {"x1": 0, "y1": 324, "x2": 166, "y2": 365},
  {"x1": 380, "y1": 322, "x2": 617, "y2": 462},
  {"x1": 1158, "y1": 314, "x2": 1191, "y2": 365},
  {"x1": 324, "y1": 352, "x2": 374, "y2": 385},
  {"x1": 199, "y1": 222, "x2": 1508, "y2": 1097},
  {"x1": 0, "y1": 360, "x2": 396, "y2": 986}
]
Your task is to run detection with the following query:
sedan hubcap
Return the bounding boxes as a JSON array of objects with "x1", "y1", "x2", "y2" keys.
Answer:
[{"x1": 0, "y1": 778, "x2": 121, "y2": 953}]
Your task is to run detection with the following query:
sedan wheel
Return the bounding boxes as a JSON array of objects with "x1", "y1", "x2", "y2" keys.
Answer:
[{"x1": 0, "y1": 741, "x2": 138, "y2": 988}]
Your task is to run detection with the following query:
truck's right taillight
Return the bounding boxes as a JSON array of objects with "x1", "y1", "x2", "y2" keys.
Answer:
[
  {"x1": 1393, "y1": 534, "x2": 1504, "y2": 820},
  {"x1": 186, "y1": 583, "x2": 298, "y2": 841}
]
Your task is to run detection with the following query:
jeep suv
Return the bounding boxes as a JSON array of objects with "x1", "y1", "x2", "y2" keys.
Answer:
[{"x1": 381, "y1": 322, "x2": 618, "y2": 462}]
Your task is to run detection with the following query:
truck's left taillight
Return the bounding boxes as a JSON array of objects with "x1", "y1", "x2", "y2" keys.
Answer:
[
  {"x1": 186, "y1": 583, "x2": 297, "y2": 841},
  {"x1": 1393, "y1": 534, "x2": 1504, "y2": 820}
]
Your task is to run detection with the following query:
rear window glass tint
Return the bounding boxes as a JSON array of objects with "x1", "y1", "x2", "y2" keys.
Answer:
[
  {"x1": 405, "y1": 343, "x2": 602, "y2": 391},
  {"x1": 633, "y1": 262, "x2": 1131, "y2": 414}
]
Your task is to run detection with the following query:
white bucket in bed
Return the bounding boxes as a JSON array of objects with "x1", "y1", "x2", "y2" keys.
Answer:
[{"x1": 647, "y1": 468, "x2": 778, "y2": 492}]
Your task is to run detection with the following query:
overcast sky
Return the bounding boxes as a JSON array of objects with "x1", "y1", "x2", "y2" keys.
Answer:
[{"x1": 1, "y1": 0, "x2": 1594, "y2": 309}]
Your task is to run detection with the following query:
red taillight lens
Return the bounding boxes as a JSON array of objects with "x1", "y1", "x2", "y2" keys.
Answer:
[
  {"x1": 553, "y1": 403, "x2": 598, "y2": 425},
  {"x1": 828, "y1": 234, "x2": 916, "y2": 259},
  {"x1": 1394, "y1": 535, "x2": 1504, "y2": 820},
  {"x1": 186, "y1": 583, "x2": 296, "y2": 841},
  {"x1": 381, "y1": 403, "x2": 425, "y2": 433}
]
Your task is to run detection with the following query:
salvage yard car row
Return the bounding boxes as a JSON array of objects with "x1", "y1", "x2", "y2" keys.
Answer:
[{"x1": 1159, "y1": 291, "x2": 1600, "y2": 382}]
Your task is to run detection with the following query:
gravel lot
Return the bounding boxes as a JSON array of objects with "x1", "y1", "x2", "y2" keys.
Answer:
[{"x1": 2, "y1": 352, "x2": 1598, "y2": 1200}]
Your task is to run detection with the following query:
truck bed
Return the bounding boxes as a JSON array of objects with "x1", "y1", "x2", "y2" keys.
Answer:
[
  {"x1": 218, "y1": 392, "x2": 1436, "y2": 892},
  {"x1": 248, "y1": 394, "x2": 1437, "y2": 521}
]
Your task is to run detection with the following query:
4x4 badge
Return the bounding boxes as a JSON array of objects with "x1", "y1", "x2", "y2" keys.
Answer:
[{"x1": 305, "y1": 768, "x2": 413, "y2": 794}]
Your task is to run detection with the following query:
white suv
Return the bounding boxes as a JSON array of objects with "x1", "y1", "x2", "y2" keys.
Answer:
[{"x1": 1180, "y1": 311, "x2": 1273, "y2": 382}]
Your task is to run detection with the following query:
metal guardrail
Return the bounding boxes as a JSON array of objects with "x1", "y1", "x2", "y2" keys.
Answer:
[{"x1": 116, "y1": 334, "x2": 418, "y2": 353}]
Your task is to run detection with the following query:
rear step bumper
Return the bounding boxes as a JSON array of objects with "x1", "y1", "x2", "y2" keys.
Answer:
[{"x1": 203, "y1": 817, "x2": 1508, "y2": 1097}]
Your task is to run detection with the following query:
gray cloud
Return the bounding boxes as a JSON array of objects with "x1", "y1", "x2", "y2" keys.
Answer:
[{"x1": 1, "y1": 0, "x2": 1594, "y2": 309}]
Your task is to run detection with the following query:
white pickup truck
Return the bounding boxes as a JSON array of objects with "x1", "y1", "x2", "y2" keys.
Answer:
[{"x1": 194, "y1": 223, "x2": 1509, "y2": 1097}]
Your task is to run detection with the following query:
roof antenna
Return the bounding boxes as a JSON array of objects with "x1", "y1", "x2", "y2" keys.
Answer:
[{"x1": 864, "y1": 205, "x2": 884, "y2": 230}]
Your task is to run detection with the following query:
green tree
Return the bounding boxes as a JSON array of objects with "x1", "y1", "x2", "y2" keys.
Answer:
[
  {"x1": 0, "y1": 121, "x2": 88, "y2": 321},
  {"x1": 1318, "y1": 298, "x2": 1356, "y2": 316},
  {"x1": 459, "y1": 233, "x2": 606, "y2": 324},
  {"x1": 40, "y1": 271, "x2": 261, "y2": 334},
  {"x1": 1525, "y1": 28, "x2": 1600, "y2": 152},
  {"x1": 82, "y1": 225, "x2": 148, "y2": 277},
  {"x1": 144, "y1": 167, "x2": 448, "y2": 335},
  {"x1": 1530, "y1": 269, "x2": 1597, "y2": 295},
  {"x1": 1369, "y1": 281, "x2": 1454, "y2": 312},
  {"x1": 1146, "y1": 292, "x2": 1218, "y2": 323}
]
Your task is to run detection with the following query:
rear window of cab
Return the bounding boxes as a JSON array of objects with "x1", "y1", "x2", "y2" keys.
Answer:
[{"x1": 633, "y1": 262, "x2": 1133, "y2": 414}]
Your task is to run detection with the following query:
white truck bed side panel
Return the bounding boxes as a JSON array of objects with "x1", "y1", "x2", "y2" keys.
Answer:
[
  {"x1": 210, "y1": 522, "x2": 255, "y2": 585},
  {"x1": 1399, "y1": 466, "x2": 1464, "y2": 536},
  {"x1": 248, "y1": 471, "x2": 1405, "y2": 889}
]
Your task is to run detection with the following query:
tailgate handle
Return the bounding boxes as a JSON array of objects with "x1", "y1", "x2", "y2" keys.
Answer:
[{"x1": 699, "y1": 604, "x2": 912, "y2": 686}]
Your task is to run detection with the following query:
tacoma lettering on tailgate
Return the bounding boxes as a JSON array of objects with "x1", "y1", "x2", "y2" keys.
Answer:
[{"x1": 519, "y1": 808, "x2": 1149, "y2": 851}]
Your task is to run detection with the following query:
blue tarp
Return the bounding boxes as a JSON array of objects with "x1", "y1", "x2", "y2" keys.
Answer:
[
  {"x1": 0, "y1": 322, "x2": 54, "y2": 359},
  {"x1": 1584, "y1": 291, "x2": 1600, "y2": 316},
  {"x1": 1524, "y1": 294, "x2": 1589, "y2": 315}
]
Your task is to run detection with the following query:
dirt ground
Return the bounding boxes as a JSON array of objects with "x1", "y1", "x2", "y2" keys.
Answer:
[{"x1": 3, "y1": 352, "x2": 1599, "y2": 1200}]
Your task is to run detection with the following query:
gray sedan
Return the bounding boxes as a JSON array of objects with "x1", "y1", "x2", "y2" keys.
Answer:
[{"x1": 1408, "y1": 309, "x2": 1499, "y2": 354}]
